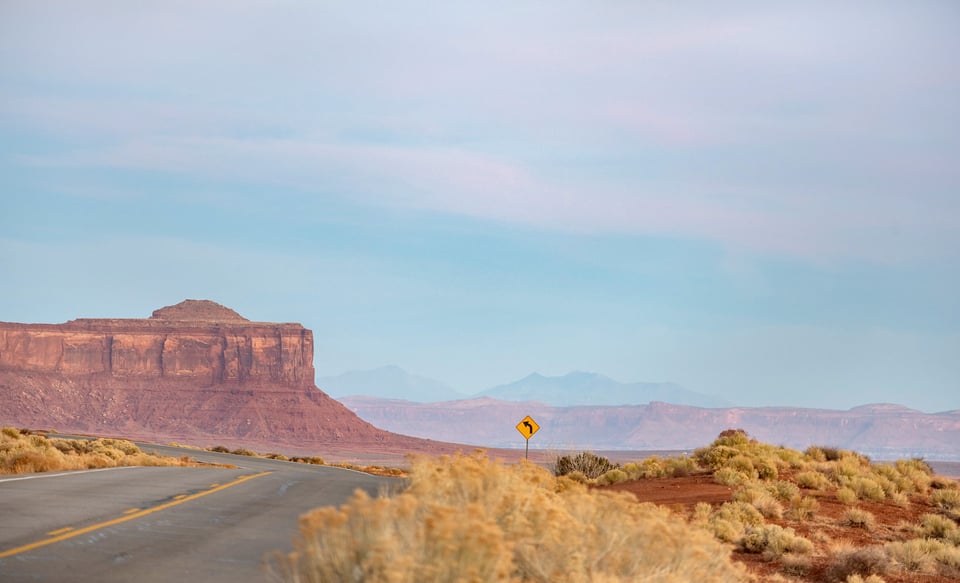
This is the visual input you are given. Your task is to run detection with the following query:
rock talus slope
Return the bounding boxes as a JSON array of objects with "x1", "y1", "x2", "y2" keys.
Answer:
[{"x1": 0, "y1": 300, "x2": 434, "y2": 455}]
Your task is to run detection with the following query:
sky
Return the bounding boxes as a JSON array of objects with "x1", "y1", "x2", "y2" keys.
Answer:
[{"x1": 1, "y1": 1, "x2": 958, "y2": 412}]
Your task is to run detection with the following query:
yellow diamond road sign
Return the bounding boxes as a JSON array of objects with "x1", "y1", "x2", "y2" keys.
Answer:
[{"x1": 516, "y1": 415, "x2": 540, "y2": 440}]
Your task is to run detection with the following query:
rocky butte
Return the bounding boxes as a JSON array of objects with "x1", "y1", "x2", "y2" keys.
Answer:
[{"x1": 0, "y1": 300, "x2": 445, "y2": 460}]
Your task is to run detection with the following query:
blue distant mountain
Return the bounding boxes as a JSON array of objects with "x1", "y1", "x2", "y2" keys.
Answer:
[
  {"x1": 473, "y1": 371, "x2": 730, "y2": 408},
  {"x1": 316, "y1": 365, "x2": 465, "y2": 403}
]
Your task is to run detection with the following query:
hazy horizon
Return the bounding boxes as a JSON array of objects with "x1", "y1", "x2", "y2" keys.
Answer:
[{"x1": 2, "y1": 2, "x2": 957, "y2": 413}]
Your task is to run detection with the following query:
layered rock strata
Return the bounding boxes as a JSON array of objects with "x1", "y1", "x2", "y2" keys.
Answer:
[{"x1": 0, "y1": 300, "x2": 439, "y2": 456}]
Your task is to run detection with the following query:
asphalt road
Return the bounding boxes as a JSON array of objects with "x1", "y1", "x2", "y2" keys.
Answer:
[{"x1": 0, "y1": 444, "x2": 401, "y2": 583}]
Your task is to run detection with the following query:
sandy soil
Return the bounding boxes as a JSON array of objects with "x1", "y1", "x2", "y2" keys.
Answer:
[{"x1": 601, "y1": 471, "x2": 958, "y2": 583}]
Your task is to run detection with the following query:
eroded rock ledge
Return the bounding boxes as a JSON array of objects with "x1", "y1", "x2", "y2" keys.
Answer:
[{"x1": 0, "y1": 300, "x2": 314, "y2": 388}]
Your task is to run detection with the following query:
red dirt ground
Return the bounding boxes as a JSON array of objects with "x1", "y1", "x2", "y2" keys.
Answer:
[{"x1": 601, "y1": 472, "x2": 958, "y2": 583}]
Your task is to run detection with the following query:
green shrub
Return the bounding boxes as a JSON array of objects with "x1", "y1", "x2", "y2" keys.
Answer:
[{"x1": 553, "y1": 452, "x2": 619, "y2": 480}]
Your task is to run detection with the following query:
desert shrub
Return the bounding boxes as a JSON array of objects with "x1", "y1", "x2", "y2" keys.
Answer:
[
  {"x1": 231, "y1": 448, "x2": 257, "y2": 457},
  {"x1": 844, "y1": 575, "x2": 886, "y2": 583},
  {"x1": 774, "y1": 447, "x2": 807, "y2": 469},
  {"x1": 2, "y1": 427, "x2": 22, "y2": 439},
  {"x1": 932, "y1": 489, "x2": 960, "y2": 512},
  {"x1": 6, "y1": 451, "x2": 60, "y2": 473},
  {"x1": 826, "y1": 545, "x2": 891, "y2": 582},
  {"x1": 781, "y1": 553, "x2": 812, "y2": 576},
  {"x1": 714, "y1": 428, "x2": 751, "y2": 447},
  {"x1": 930, "y1": 476, "x2": 959, "y2": 490},
  {"x1": 695, "y1": 445, "x2": 742, "y2": 470},
  {"x1": 770, "y1": 480, "x2": 800, "y2": 501},
  {"x1": 893, "y1": 459, "x2": 933, "y2": 493},
  {"x1": 843, "y1": 508, "x2": 876, "y2": 530},
  {"x1": 808, "y1": 445, "x2": 843, "y2": 462},
  {"x1": 664, "y1": 454, "x2": 701, "y2": 477},
  {"x1": 796, "y1": 470, "x2": 832, "y2": 490},
  {"x1": 739, "y1": 524, "x2": 813, "y2": 556},
  {"x1": 714, "y1": 467, "x2": 751, "y2": 487},
  {"x1": 553, "y1": 451, "x2": 619, "y2": 480},
  {"x1": 703, "y1": 501, "x2": 764, "y2": 544},
  {"x1": 208, "y1": 445, "x2": 231, "y2": 453},
  {"x1": 291, "y1": 456, "x2": 326, "y2": 466},
  {"x1": 734, "y1": 487, "x2": 783, "y2": 519},
  {"x1": 1, "y1": 429, "x2": 190, "y2": 474},
  {"x1": 691, "y1": 502, "x2": 713, "y2": 524},
  {"x1": 272, "y1": 452, "x2": 750, "y2": 583},
  {"x1": 755, "y1": 458, "x2": 779, "y2": 480},
  {"x1": 837, "y1": 487, "x2": 859, "y2": 505},
  {"x1": 727, "y1": 454, "x2": 755, "y2": 475},
  {"x1": 889, "y1": 491, "x2": 910, "y2": 508},
  {"x1": 265, "y1": 453, "x2": 289, "y2": 461},
  {"x1": 918, "y1": 513, "x2": 958, "y2": 540},
  {"x1": 596, "y1": 468, "x2": 629, "y2": 485},
  {"x1": 622, "y1": 457, "x2": 664, "y2": 479},
  {"x1": 885, "y1": 539, "x2": 937, "y2": 573},
  {"x1": 851, "y1": 476, "x2": 886, "y2": 502},
  {"x1": 789, "y1": 495, "x2": 820, "y2": 521}
]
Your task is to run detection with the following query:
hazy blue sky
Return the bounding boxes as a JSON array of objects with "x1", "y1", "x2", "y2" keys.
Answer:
[{"x1": 2, "y1": 2, "x2": 957, "y2": 412}]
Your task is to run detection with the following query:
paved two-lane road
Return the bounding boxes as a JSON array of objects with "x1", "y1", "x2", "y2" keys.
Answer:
[{"x1": 0, "y1": 444, "x2": 401, "y2": 582}]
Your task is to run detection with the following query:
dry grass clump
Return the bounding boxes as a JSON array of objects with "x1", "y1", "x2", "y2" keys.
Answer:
[
  {"x1": 620, "y1": 454, "x2": 701, "y2": 479},
  {"x1": 738, "y1": 523, "x2": 814, "y2": 557},
  {"x1": 553, "y1": 451, "x2": 619, "y2": 480},
  {"x1": 842, "y1": 508, "x2": 877, "y2": 530},
  {"x1": 0, "y1": 428, "x2": 193, "y2": 473},
  {"x1": 825, "y1": 545, "x2": 892, "y2": 582},
  {"x1": 273, "y1": 451, "x2": 750, "y2": 583}
]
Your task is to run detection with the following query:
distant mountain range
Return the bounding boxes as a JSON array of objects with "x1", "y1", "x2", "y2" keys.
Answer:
[
  {"x1": 476, "y1": 371, "x2": 730, "y2": 408},
  {"x1": 318, "y1": 366, "x2": 728, "y2": 408},
  {"x1": 336, "y1": 396, "x2": 960, "y2": 460}
]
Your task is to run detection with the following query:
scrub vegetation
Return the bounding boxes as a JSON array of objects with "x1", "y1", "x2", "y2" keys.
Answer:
[
  {"x1": 275, "y1": 429, "x2": 960, "y2": 583},
  {"x1": 0, "y1": 427, "x2": 197, "y2": 473},
  {"x1": 204, "y1": 444, "x2": 405, "y2": 477},
  {"x1": 272, "y1": 450, "x2": 750, "y2": 582}
]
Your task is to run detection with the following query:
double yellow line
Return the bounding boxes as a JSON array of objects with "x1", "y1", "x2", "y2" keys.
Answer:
[{"x1": 0, "y1": 471, "x2": 271, "y2": 559}]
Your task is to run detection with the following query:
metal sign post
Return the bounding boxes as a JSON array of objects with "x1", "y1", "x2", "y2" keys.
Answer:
[{"x1": 515, "y1": 415, "x2": 540, "y2": 459}]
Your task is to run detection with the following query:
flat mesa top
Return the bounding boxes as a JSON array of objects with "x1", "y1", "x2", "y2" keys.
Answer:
[{"x1": 149, "y1": 300, "x2": 250, "y2": 322}]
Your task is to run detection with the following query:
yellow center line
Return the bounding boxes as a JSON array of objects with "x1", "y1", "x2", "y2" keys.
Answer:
[
  {"x1": 173, "y1": 494, "x2": 187, "y2": 500},
  {"x1": 46, "y1": 527, "x2": 74, "y2": 536},
  {"x1": 0, "y1": 471, "x2": 272, "y2": 559},
  {"x1": 122, "y1": 508, "x2": 140, "y2": 514}
]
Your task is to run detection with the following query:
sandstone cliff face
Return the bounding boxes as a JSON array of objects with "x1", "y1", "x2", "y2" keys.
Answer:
[
  {"x1": 0, "y1": 300, "x2": 449, "y2": 457},
  {"x1": 0, "y1": 300, "x2": 314, "y2": 387}
]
